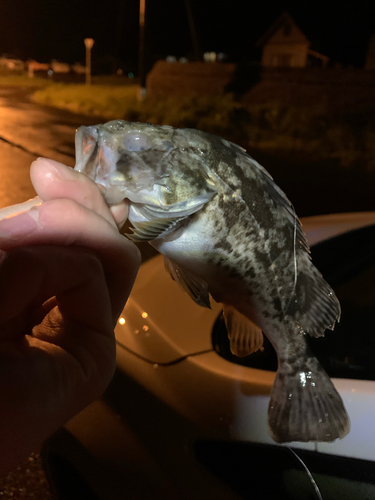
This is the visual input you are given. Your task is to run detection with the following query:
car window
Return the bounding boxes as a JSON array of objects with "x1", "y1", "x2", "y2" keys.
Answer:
[{"x1": 213, "y1": 224, "x2": 375, "y2": 381}]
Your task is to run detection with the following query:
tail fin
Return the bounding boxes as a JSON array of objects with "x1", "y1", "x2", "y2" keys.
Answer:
[{"x1": 268, "y1": 356, "x2": 350, "y2": 443}]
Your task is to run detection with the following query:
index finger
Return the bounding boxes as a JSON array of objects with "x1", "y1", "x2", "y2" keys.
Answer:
[{"x1": 0, "y1": 199, "x2": 140, "y2": 322}]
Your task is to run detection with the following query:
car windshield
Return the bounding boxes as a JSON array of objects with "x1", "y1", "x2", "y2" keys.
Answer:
[{"x1": 213, "y1": 223, "x2": 375, "y2": 380}]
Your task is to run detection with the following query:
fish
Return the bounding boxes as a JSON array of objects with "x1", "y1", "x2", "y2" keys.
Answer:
[{"x1": 74, "y1": 119, "x2": 350, "y2": 443}]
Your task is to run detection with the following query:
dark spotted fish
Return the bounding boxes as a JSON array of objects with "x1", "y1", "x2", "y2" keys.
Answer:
[{"x1": 75, "y1": 120, "x2": 350, "y2": 443}]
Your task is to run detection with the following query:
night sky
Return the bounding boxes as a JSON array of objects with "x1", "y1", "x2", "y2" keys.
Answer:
[{"x1": 0, "y1": 0, "x2": 374, "y2": 72}]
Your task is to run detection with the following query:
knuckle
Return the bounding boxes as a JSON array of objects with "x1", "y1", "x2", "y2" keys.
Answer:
[
  {"x1": 77, "y1": 248, "x2": 104, "y2": 274},
  {"x1": 4, "y1": 246, "x2": 38, "y2": 265}
]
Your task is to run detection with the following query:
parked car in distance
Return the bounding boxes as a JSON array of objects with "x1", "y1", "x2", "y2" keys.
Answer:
[
  {"x1": 51, "y1": 60, "x2": 70, "y2": 74},
  {"x1": 71, "y1": 63, "x2": 86, "y2": 75},
  {"x1": 43, "y1": 212, "x2": 375, "y2": 500}
]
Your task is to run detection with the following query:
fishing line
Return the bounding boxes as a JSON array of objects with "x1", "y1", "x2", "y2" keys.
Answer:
[
  {"x1": 285, "y1": 204, "x2": 298, "y2": 314},
  {"x1": 287, "y1": 447, "x2": 323, "y2": 500}
]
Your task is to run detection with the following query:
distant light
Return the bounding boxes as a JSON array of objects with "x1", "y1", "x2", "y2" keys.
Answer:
[
  {"x1": 128, "y1": 72, "x2": 134, "y2": 78},
  {"x1": 47, "y1": 69, "x2": 53, "y2": 76},
  {"x1": 141, "y1": 312, "x2": 148, "y2": 318},
  {"x1": 117, "y1": 68, "x2": 123, "y2": 75},
  {"x1": 179, "y1": 57, "x2": 188, "y2": 63},
  {"x1": 119, "y1": 317, "x2": 126, "y2": 325},
  {"x1": 84, "y1": 38, "x2": 95, "y2": 50},
  {"x1": 166, "y1": 55, "x2": 177, "y2": 62},
  {"x1": 204, "y1": 52, "x2": 217, "y2": 62},
  {"x1": 143, "y1": 325, "x2": 149, "y2": 331}
]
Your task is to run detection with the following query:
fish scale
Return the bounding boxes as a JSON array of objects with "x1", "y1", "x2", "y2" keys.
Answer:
[{"x1": 75, "y1": 119, "x2": 350, "y2": 444}]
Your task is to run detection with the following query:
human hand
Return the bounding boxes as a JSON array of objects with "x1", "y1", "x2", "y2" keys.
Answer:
[{"x1": 0, "y1": 158, "x2": 140, "y2": 475}]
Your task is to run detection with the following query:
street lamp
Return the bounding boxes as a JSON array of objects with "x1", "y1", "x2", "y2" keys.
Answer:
[{"x1": 84, "y1": 38, "x2": 94, "y2": 85}]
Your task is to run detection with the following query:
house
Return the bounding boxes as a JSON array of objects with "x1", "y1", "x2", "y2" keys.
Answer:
[
  {"x1": 256, "y1": 12, "x2": 329, "y2": 68},
  {"x1": 0, "y1": 56, "x2": 25, "y2": 71}
]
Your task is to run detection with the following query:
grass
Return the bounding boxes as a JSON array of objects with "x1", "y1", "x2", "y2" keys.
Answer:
[
  {"x1": 121, "y1": 97, "x2": 375, "y2": 172},
  {"x1": 32, "y1": 83, "x2": 139, "y2": 118},
  {"x1": 0, "y1": 72, "x2": 51, "y2": 87}
]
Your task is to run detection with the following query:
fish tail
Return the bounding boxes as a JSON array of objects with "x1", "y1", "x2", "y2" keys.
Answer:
[{"x1": 268, "y1": 356, "x2": 350, "y2": 443}]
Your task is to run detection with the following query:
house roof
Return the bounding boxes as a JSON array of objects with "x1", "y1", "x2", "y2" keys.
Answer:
[{"x1": 256, "y1": 12, "x2": 309, "y2": 48}]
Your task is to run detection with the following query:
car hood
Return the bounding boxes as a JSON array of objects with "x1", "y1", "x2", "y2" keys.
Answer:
[{"x1": 115, "y1": 212, "x2": 375, "y2": 364}]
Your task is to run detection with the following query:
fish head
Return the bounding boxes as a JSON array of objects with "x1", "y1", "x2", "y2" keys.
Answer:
[{"x1": 75, "y1": 120, "x2": 218, "y2": 238}]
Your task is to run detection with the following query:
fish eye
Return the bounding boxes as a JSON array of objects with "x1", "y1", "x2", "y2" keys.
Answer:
[{"x1": 124, "y1": 132, "x2": 152, "y2": 152}]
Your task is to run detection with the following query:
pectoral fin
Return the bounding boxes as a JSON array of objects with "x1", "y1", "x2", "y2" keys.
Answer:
[
  {"x1": 164, "y1": 258, "x2": 211, "y2": 308},
  {"x1": 223, "y1": 305, "x2": 264, "y2": 357}
]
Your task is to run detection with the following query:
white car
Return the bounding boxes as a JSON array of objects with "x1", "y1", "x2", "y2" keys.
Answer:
[{"x1": 43, "y1": 212, "x2": 375, "y2": 500}]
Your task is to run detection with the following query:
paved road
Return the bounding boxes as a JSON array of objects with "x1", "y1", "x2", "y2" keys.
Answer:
[
  {"x1": 0, "y1": 138, "x2": 37, "y2": 208},
  {"x1": 0, "y1": 86, "x2": 102, "y2": 208}
]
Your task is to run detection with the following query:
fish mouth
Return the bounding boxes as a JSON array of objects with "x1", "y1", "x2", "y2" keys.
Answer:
[
  {"x1": 74, "y1": 125, "x2": 128, "y2": 205},
  {"x1": 74, "y1": 125, "x2": 100, "y2": 180}
]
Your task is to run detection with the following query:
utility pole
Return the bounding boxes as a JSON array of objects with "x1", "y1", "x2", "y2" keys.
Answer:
[
  {"x1": 184, "y1": 0, "x2": 201, "y2": 61},
  {"x1": 138, "y1": 0, "x2": 146, "y2": 100},
  {"x1": 84, "y1": 38, "x2": 94, "y2": 85}
]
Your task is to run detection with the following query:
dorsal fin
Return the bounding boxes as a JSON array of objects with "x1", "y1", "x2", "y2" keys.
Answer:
[{"x1": 234, "y1": 151, "x2": 340, "y2": 336}]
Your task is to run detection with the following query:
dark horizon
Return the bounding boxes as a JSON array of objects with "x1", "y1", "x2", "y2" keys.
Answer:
[{"x1": 0, "y1": 1, "x2": 374, "y2": 72}]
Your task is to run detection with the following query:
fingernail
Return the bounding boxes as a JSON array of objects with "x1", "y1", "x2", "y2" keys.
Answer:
[{"x1": 0, "y1": 207, "x2": 39, "y2": 237}]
